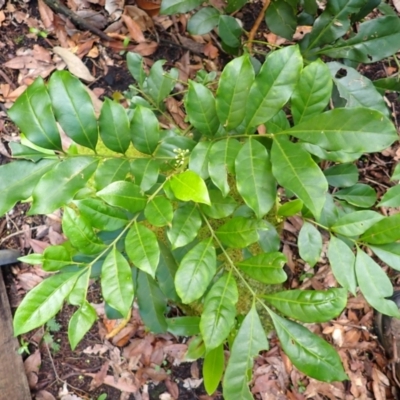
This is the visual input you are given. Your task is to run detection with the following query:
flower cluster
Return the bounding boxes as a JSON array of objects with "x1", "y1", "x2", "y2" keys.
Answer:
[{"x1": 173, "y1": 148, "x2": 189, "y2": 168}]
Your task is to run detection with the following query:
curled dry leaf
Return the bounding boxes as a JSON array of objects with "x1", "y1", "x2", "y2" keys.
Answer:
[
  {"x1": 132, "y1": 41, "x2": 158, "y2": 56},
  {"x1": 105, "y1": 0, "x2": 124, "y2": 20},
  {"x1": 135, "y1": 0, "x2": 160, "y2": 17},
  {"x1": 124, "y1": 5, "x2": 154, "y2": 31},
  {"x1": 121, "y1": 14, "x2": 146, "y2": 43},
  {"x1": 203, "y1": 42, "x2": 219, "y2": 59}
]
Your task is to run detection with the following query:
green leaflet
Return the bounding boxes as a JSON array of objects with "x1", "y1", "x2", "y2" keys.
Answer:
[
  {"x1": 203, "y1": 344, "x2": 224, "y2": 395},
  {"x1": 263, "y1": 288, "x2": 347, "y2": 323},
  {"x1": 130, "y1": 158, "x2": 159, "y2": 192},
  {"x1": 167, "y1": 316, "x2": 200, "y2": 336},
  {"x1": 126, "y1": 52, "x2": 146, "y2": 88},
  {"x1": 370, "y1": 243, "x2": 400, "y2": 271},
  {"x1": 94, "y1": 158, "x2": 130, "y2": 191},
  {"x1": 361, "y1": 213, "x2": 400, "y2": 244},
  {"x1": 125, "y1": 222, "x2": 160, "y2": 278},
  {"x1": 68, "y1": 269, "x2": 90, "y2": 306},
  {"x1": 378, "y1": 185, "x2": 400, "y2": 207},
  {"x1": 175, "y1": 238, "x2": 216, "y2": 304},
  {"x1": 189, "y1": 141, "x2": 212, "y2": 179},
  {"x1": 170, "y1": 170, "x2": 210, "y2": 204},
  {"x1": 145, "y1": 197, "x2": 173, "y2": 227},
  {"x1": 331, "y1": 210, "x2": 384, "y2": 237},
  {"x1": 188, "y1": 7, "x2": 220, "y2": 35},
  {"x1": 29, "y1": 156, "x2": 98, "y2": 215},
  {"x1": 156, "y1": 240, "x2": 179, "y2": 301},
  {"x1": 200, "y1": 190, "x2": 237, "y2": 219},
  {"x1": 218, "y1": 15, "x2": 242, "y2": 48},
  {"x1": 200, "y1": 274, "x2": 238, "y2": 350},
  {"x1": 298, "y1": 222, "x2": 322, "y2": 267},
  {"x1": 223, "y1": 305, "x2": 269, "y2": 400},
  {"x1": 235, "y1": 139, "x2": 276, "y2": 219},
  {"x1": 334, "y1": 184, "x2": 376, "y2": 208},
  {"x1": 265, "y1": 0, "x2": 297, "y2": 40},
  {"x1": 216, "y1": 217, "x2": 259, "y2": 248},
  {"x1": 68, "y1": 301, "x2": 97, "y2": 350},
  {"x1": 277, "y1": 199, "x2": 303, "y2": 217},
  {"x1": 14, "y1": 271, "x2": 81, "y2": 336},
  {"x1": 271, "y1": 136, "x2": 328, "y2": 219},
  {"x1": 8, "y1": 77, "x2": 62, "y2": 150},
  {"x1": 42, "y1": 245, "x2": 75, "y2": 271},
  {"x1": 323, "y1": 163, "x2": 358, "y2": 188}
]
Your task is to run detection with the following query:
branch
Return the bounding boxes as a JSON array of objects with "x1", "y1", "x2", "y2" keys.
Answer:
[{"x1": 247, "y1": 0, "x2": 271, "y2": 54}]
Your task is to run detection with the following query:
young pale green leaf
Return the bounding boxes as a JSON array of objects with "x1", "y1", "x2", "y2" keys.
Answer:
[
  {"x1": 160, "y1": 0, "x2": 202, "y2": 14},
  {"x1": 319, "y1": 16, "x2": 400, "y2": 63},
  {"x1": 287, "y1": 108, "x2": 397, "y2": 153},
  {"x1": 208, "y1": 138, "x2": 241, "y2": 196},
  {"x1": 0, "y1": 159, "x2": 58, "y2": 216},
  {"x1": 200, "y1": 274, "x2": 238, "y2": 350},
  {"x1": 235, "y1": 139, "x2": 276, "y2": 219},
  {"x1": 101, "y1": 247, "x2": 134, "y2": 317},
  {"x1": 328, "y1": 62, "x2": 389, "y2": 117},
  {"x1": 356, "y1": 248, "x2": 400, "y2": 318},
  {"x1": 187, "y1": 7, "x2": 220, "y2": 35},
  {"x1": 189, "y1": 141, "x2": 212, "y2": 179},
  {"x1": 323, "y1": 163, "x2": 358, "y2": 188},
  {"x1": 167, "y1": 203, "x2": 202, "y2": 249},
  {"x1": 137, "y1": 270, "x2": 168, "y2": 333},
  {"x1": 126, "y1": 222, "x2": 160, "y2": 278},
  {"x1": 218, "y1": 15, "x2": 242, "y2": 48},
  {"x1": 268, "y1": 309, "x2": 347, "y2": 382},
  {"x1": 8, "y1": 77, "x2": 62, "y2": 150},
  {"x1": 370, "y1": 243, "x2": 400, "y2": 271},
  {"x1": 62, "y1": 207, "x2": 106, "y2": 255},
  {"x1": 29, "y1": 156, "x2": 98, "y2": 215},
  {"x1": 361, "y1": 213, "x2": 400, "y2": 244},
  {"x1": 130, "y1": 105, "x2": 160, "y2": 154},
  {"x1": 97, "y1": 181, "x2": 147, "y2": 214},
  {"x1": 167, "y1": 316, "x2": 200, "y2": 336},
  {"x1": 216, "y1": 217, "x2": 259, "y2": 248},
  {"x1": 68, "y1": 269, "x2": 90, "y2": 306},
  {"x1": 99, "y1": 98, "x2": 130, "y2": 154},
  {"x1": 156, "y1": 240, "x2": 179, "y2": 301},
  {"x1": 271, "y1": 136, "x2": 328, "y2": 219},
  {"x1": 298, "y1": 222, "x2": 322, "y2": 267},
  {"x1": 14, "y1": 271, "x2": 81, "y2": 335},
  {"x1": 223, "y1": 305, "x2": 269, "y2": 400},
  {"x1": 185, "y1": 336, "x2": 206, "y2": 360},
  {"x1": 265, "y1": 0, "x2": 296, "y2": 39},
  {"x1": 48, "y1": 71, "x2": 98, "y2": 150},
  {"x1": 175, "y1": 238, "x2": 216, "y2": 304},
  {"x1": 94, "y1": 158, "x2": 130, "y2": 191},
  {"x1": 331, "y1": 211, "x2": 384, "y2": 237},
  {"x1": 200, "y1": 190, "x2": 237, "y2": 219},
  {"x1": 245, "y1": 45, "x2": 302, "y2": 130},
  {"x1": 145, "y1": 197, "x2": 173, "y2": 227},
  {"x1": 42, "y1": 245, "x2": 74, "y2": 271},
  {"x1": 334, "y1": 184, "x2": 376, "y2": 208},
  {"x1": 215, "y1": 55, "x2": 255, "y2": 131},
  {"x1": 18, "y1": 253, "x2": 43, "y2": 265},
  {"x1": 185, "y1": 81, "x2": 220, "y2": 137},
  {"x1": 237, "y1": 252, "x2": 287, "y2": 284},
  {"x1": 263, "y1": 288, "x2": 347, "y2": 323},
  {"x1": 68, "y1": 301, "x2": 97, "y2": 350},
  {"x1": 130, "y1": 158, "x2": 159, "y2": 192},
  {"x1": 203, "y1": 344, "x2": 224, "y2": 395},
  {"x1": 170, "y1": 170, "x2": 210, "y2": 205},
  {"x1": 126, "y1": 52, "x2": 146, "y2": 88},
  {"x1": 378, "y1": 185, "x2": 400, "y2": 207},
  {"x1": 328, "y1": 235, "x2": 357, "y2": 295},
  {"x1": 277, "y1": 199, "x2": 303, "y2": 217},
  {"x1": 291, "y1": 59, "x2": 332, "y2": 125}
]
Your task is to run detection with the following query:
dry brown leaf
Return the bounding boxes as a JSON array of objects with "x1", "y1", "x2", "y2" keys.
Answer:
[
  {"x1": 124, "y1": 5, "x2": 154, "y2": 30},
  {"x1": 83, "y1": 343, "x2": 109, "y2": 355},
  {"x1": 293, "y1": 25, "x2": 312, "y2": 41},
  {"x1": 24, "y1": 349, "x2": 41, "y2": 375},
  {"x1": 165, "y1": 378, "x2": 179, "y2": 399},
  {"x1": 86, "y1": 373, "x2": 139, "y2": 392},
  {"x1": 135, "y1": 0, "x2": 160, "y2": 16},
  {"x1": 203, "y1": 42, "x2": 219, "y2": 59},
  {"x1": 38, "y1": 0, "x2": 54, "y2": 30},
  {"x1": 35, "y1": 391, "x2": 57, "y2": 400},
  {"x1": 18, "y1": 272, "x2": 43, "y2": 291},
  {"x1": 132, "y1": 41, "x2": 158, "y2": 56},
  {"x1": 105, "y1": 0, "x2": 124, "y2": 20},
  {"x1": 89, "y1": 361, "x2": 110, "y2": 390},
  {"x1": 121, "y1": 14, "x2": 146, "y2": 43}
]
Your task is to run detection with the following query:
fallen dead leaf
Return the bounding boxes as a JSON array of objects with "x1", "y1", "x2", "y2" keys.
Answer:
[
  {"x1": 124, "y1": 5, "x2": 154, "y2": 31},
  {"x1": 183, "y1": 377, "x2": 203, "y2": 389},
  {"x1": 35, "y1": 391, "x2": 56, "y2": 400},
  {"x1": 132, "y1": 41, "x2": 158, "y2": 56},
  {"x1": 135, "y1": 0, "x2": 160, "y2": 16},
  {"x1": 89, "y1": 361, "x2": 110, "y2": 390},
  {"x1": 121, "y1": 14, "x2": 146, "y2": 43}
]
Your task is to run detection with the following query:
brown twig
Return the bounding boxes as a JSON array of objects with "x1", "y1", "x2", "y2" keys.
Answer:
[{"x1": 246, "y1": 0, "x2": 271, "y2": 54}]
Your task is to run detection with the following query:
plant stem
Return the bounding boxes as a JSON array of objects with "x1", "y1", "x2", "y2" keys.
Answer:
[{"x1": 247, "y1": 0, "x2": 272, "y2": 54}]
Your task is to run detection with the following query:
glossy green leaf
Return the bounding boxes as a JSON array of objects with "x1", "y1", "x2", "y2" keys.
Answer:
[
  {"x1": 0, "y1": 159, "x2": 58, "y2": 215},
  {"x1": 223, "y1": 305, "x2": 269, "y2": 400},
  {"x1": 130, "y1": 158, "x2": 159, "y2": 191},
  {"x1": 203, "y1": 344, "x2": 224, "y2": 395},
  {"x1": 218, "y1": 15, "x2": 242, "y2": 48},
  {"x1": 68, "y1": 301, "x2": 97, "y2": 350},
  {"x1": 265, "y1": 0, "x2": 296, "y2": 39},
  {"x1": 99, "y1": 98, "x2": 130, "y2": 154},
  {"x1": 287, "y1": 108, "x2": 397, "y2": 153},
  {"x1": 130, "y1": 105, "x2": 160, "y2": 155},
  {"x1": 323, "y1": 163, "x2": 358, "y2": 188},
  {"x1": 331, "y1": 211, "x2": 384, "y2": 237},
  {"x1": 8, "y1": 77, "x2": 62, "y2": 150},
  {"x1": 355, "y1": 248, "x2": 400, "y2": 318},
  {"x1": 200, "y1": 274, "x2": 238, "y2": 350},
  {"x1": 277, "y1": 199, "x2": 303, "y2": 217},
  {"x1": 68, "y1": 269, "x2": 90, "y2": 306},
  {"x1": 186, "y1": 336, "x2": 206, "y2": 360},
  {"x1": 62, "y1": 207, "x2": 106, "y2": 255},
  {"x1": 160, "y1": 0, "x2": 202, "y2": 14},
  {"x1": 268, "y1": 309, "x2": 347, "y2": 382},
  {"x1": 75, "y1": 198, "x2": 128, "y2": 231},
  {"x1": 302, "y1": 143, "x2": 363, "y2": 163},
  {"x1": 156, "y1": 240, "x2": 179, "y2": 301},
  {"x1": 175, "y1": 238, "x2": 216, "y2": 303},
  {"x1": 145, "y1": 197, "x2": 173, "y2": 227},
  {"x1": 48, "y1": 71, "x2": 98, "y2": 150},
  {"x1": 215, "y1": 55, "x2": 255, "y2": 131},
  {"x1": 378, "y1": 185, "x2": 400, "y2": 207},
  {"x1": 235, "y1": 139, "x2": 276, "y2": 219},
  {"x1": 370, "y1": 243, "x2": 400, "y2": 271},
  {"x1": 245, "y1": 45, "x2": 302, "y2": 129},
  {"x1": 392, "y1": 164, "x2": 400, "y2": 180},
  {"x1": 137, "y1": 270, "x2": 168, "y2": 333},
  {"x1": 42, "y1": 245, "x2": 74, "y2": 271},
  {"x1": 127, "y1": 52, "x2": 146, "y2": 88},
  {"x1": 170, "y1": 170, "x2": 210, "y2": 204},
  {"x1": 298, "y1": 222, "x2": 322, "y2": 267},
  {"x1": 208, "y1": 138, "x2": 241, "y2": 196},
  {"x1": 216, "y1": 217, "x2": 259, "y2": 248},
  {"x1": 94, "y1": 158, "x2": 130, "y2": 191},
  {"x1": 29, "y1": 156, "x2": 98, "y2": 215},
  {"x1": 328, "y1": 235, "x2": 356, "y2": 294},
  {"x1": 200, "y1": 190, "x2": 237, "y2": 219},
  {"x1": 225, "y1": 0, "x2": 247, "y2": 12},
  {"x1": 334, "y1": 184, "x2": 376, "y2": 208},
  {"x1": 258, "y1": 221, "x2": 280, "y2": 252},
  {"x1": 271, "y1": 136, "x2": 328, "y2": 219},
  {"x1": 263, "y1": 288, "x2": 347, "y2": 323},
  {"x1": 351, "y1": 0, "x2": 380, "y2": 22},
  {"x1": 14, "y1": 271, "x2": 81, "y2": 335},
  {"x1": 97, "y1": 181, "x2": 147, "y2": 214},
  {"x1": 9, "y1": 142, "x2": 51, "y2": 162},
  {"x1": 291, "y1": 59, "x2": 332, "y2": 125},
  {"x1": 237, "y1": 252, "x2": 287, "y2": 284},
  {"x1": 188, "y1": 7, "x2": 220, "y2": 35},
  {"x1": 167, "y1": 203, "x2": 202, "y2": 249},
  {"x1": 189, "y1": 141, "x2": 212, "y2": 179},
  {"x1": 167, "y1": 316, "x2": 200, "y2": 336},
  {"x1": 373, "y1": 77, "x2": 400, "y2": 94},
  {"x1": 361, "y1": 213, "x2": 400, "y2": 244},
  {"x1": 18, "y1": 253, "x2": 43, "y2": 265},
  {"x1": 126, "y1": 222, "x2": 160, "y2": 278}
]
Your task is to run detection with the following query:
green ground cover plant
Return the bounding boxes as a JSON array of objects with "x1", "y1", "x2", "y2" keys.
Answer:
[{"x1": 3, "y1": 10, "x2": 400, "y2": 395}]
